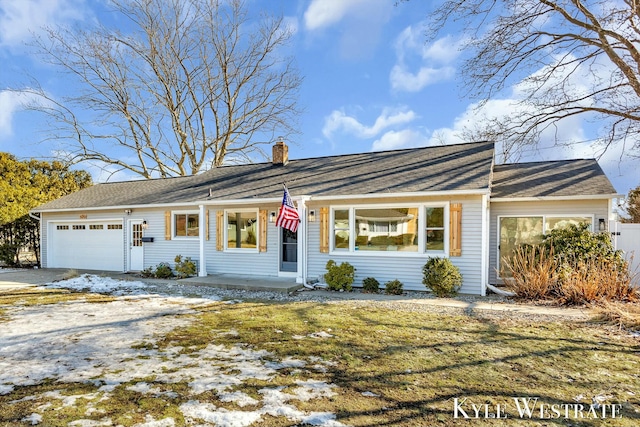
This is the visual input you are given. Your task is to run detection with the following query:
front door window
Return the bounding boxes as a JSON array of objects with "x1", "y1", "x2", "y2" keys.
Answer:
[{"x1": 280, "y1": 228, "x2": 297, "y2": 272}]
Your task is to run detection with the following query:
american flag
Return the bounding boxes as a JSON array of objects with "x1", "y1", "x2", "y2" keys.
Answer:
[{"x1": 275, "y1": 185, "x2": 300, "y2": 232}]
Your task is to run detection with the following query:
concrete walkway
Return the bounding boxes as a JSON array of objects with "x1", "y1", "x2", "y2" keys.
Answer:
[{"x1": 0, "y1": 268, "x2": 590, "y2": 319}]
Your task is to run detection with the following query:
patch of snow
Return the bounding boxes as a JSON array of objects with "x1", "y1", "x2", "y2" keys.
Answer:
[
  {"x1": 132, "y1": 415, "x2": 176, "y2": 427},
  {"x1": 361, "y1": 391, "x2": 380, "y2": 397},
  {"x1": 21, "y1": 413, "x2": 42, "y2": 425},
  {"x1": 67, "y1": 418, "x2": 113, "y2": 427},
  {"x1": 46, "y1": 274, "x2": 148, "y2": 295},
  {"x1": 309, "y1": 331, "x2": 334, "y2": 338},
  {"x1": 181, "y1": 400, "x2": 263, "y2": 427},
  {"x1": 219, "y1": 391, "x2": 260, "y2": 407}
]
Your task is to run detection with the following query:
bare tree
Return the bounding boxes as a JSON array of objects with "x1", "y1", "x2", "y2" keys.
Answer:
[
  {"x1": 22, "y1": 0, "x2": 301, "y2": 178},
  {"x1": 424, "y1": 0, "x2": 640, "y2": 160}
]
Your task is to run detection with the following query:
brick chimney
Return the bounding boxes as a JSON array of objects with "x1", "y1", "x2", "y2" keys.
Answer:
[{"x1": 272, "y1": 138, "x2": 288, "y2": 165}]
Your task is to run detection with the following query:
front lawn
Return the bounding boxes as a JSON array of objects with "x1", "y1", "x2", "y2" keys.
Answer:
[{"x1": 0, "y1": 285, "x2": 638, "y2": 426}]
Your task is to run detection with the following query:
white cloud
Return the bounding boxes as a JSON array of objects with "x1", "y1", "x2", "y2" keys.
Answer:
[
  {"x1": 303, "y1": 0, "x2": 392, "y2": 60},
  {"x1": 0, "y1": 0, "x2": 88, "y2": 48},
  {"x1": 372, "y1": 129, "x2": 430, "y2": 151},
  {"x1": 390, "y1": 25, "x2": 464, "y2": 92},
  {"x1": 0, "y1": 90, "x2": 42, "y2": 137},
  {"x1": 304, "y1": 0, "x2": 371, "y2": 31},
  {"x1": 322, "y1": 107, "x2": 417, "y2": 139},
  {"x1": 390, "y1": 64, "x2": 455, "y2": 93}
]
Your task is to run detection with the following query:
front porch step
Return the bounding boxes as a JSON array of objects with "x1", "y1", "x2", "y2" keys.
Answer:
[{"x1": 177, "y1": 274, "x2": 302, "y2": 293}]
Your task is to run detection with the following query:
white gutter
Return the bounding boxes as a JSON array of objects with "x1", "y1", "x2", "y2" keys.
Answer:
[
  {"x1": 31, "y1": 201, "x2": 207, "y2": 213},
  {"x1": 490, "y1": 194, "x2": 621, "y2": 202},
  {"x1": 310, "y1": 189, "x2": 490, "y2": 201}
]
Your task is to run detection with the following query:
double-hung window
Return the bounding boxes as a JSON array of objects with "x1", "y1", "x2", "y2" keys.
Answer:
[
  {"x1": 174, "y1": 212, "x2": 199, "y2": 237},
  {"x1": 333, "y1": 209, "x2": 350, "y2": 251},
  {"x1": 425, "y1": 207, "x2": 445, "y2": 251}
]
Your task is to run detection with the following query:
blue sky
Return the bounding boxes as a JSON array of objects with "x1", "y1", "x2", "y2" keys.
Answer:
[{"x1": 0, "y1": 0, "x2": 637, "y2": 197}]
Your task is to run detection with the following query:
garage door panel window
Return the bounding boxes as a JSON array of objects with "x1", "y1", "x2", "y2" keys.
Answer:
[
  {"x1": 175, "y1": 213, "x2": 199, "y2": 237},
  {"x1": 72, "y1": 225, "x2": 86, "y2": 230},
  {"x1": 57, "y1": 225, "x2": 69, "y2": 230},
  {"x1": 89, "y1": 224, "x2": 103, "y2": 230},
  {"x1": 108, "y1": 224, "x2": 122, "y2": 230}
]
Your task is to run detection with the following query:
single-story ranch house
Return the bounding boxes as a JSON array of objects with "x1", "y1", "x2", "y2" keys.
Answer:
[{"x1": 32, "y1": 141, "x2": 619, "y2": 295}]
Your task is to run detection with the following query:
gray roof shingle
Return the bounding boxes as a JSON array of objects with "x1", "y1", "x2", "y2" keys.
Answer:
[
  {"x1": 491, "y1": 159, "x2": 618, "y2": 198},
  {"x1": 34, "y1": 141, "x2": 495, "y2": 211}
]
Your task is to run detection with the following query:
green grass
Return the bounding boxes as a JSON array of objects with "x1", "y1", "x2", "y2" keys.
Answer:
[{"x1": 1, "y1": 295, "x2": 638, "y2": 426}]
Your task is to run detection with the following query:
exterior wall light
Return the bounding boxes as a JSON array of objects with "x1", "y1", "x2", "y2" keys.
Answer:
[
  {"x1": 124, "y1": 209, "x2": 132, "y2": 215},
  {"x1": 308, "y1": 209, "x2": 316, "y2": 222},
  {"x1": 598, "y1": 218, "x2": 606, "y2": 231},
  {"x1": 269, "y1": 211, "x2": 277, "y2": 223}
]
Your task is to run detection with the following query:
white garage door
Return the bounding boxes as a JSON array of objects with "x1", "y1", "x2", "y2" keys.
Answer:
[{"x1": 49, "y1": 221, "x2": 124, "y2": 271}]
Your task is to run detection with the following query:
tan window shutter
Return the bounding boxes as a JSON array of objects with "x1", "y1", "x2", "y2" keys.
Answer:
[
  {"x1": 320, "y1": 207, "x2": 329, "y2": 253},
  {"x1": 259, "y1": 209, "x2": 268, "y2": 252},
  {"x1": 216, "y1": 210, "x2": 224, "y2": 251},
  {"x1": 449, "y1": 203, "x2": 462, "y2": 256},
  {"x1": 205, "y1": 209, "x2": 210, "y2": 241},
  {"x1": 165, "y1": 211, "x2": 171, "y2": 240}
]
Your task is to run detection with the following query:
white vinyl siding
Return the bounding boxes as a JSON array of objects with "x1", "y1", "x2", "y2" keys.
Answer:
[
  {"x1": 489, "y1": 199, "x2": 610, "y2": 284},
  {"x1": 204, "y1": 207, "x2": 279, "y2": 276},
  {"x1": 308, "y1": 197, "x2": 484, "y2": 295}
]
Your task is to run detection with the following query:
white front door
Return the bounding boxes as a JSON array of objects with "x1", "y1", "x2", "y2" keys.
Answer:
[{"x1": 129, "y1": 220, "x2": 144, "y2": 271}]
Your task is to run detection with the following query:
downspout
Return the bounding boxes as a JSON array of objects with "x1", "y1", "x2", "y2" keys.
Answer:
[
  {"x1": 297, "y1": 197, "x2": 309, "y2": 285},
  {"x1": 198, "y1": 204, "x2": 207, "y2": 277},
  {"x1": 480, "y1": 194, "x2": 489, "y2": 296}
]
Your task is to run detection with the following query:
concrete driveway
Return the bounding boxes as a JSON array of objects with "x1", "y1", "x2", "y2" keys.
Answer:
[{"x1": 0, "y1": 268, "x2": 70, "y2": 289}]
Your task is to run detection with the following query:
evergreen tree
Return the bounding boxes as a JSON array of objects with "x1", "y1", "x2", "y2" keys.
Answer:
[{"x1": 0, "y1": 153, "x2": 92, "y2": 266}]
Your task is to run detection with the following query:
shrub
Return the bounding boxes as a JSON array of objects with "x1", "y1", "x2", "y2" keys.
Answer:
[
  {"x1": 154, "y1": 262, "x2": 174, "y2": 279},
  {"x1": 362, "y1": 277, "x2": 380, "y2": 293},
  {"x1": 541, "y1": 223, "x2": 625, "y2": 271},
  {"x1": 325, "y1": 260, "x2": 355, "y2": 291},
  {"x1": 174, "y1": 255, "x2": 197, "y2": 279},
  {"x1": 140, "y1": 266, "x2": 155, "y2": 278},
  {"x1": 0, "y1": 243, "x2": 19, "y2": 266},
  {"x1": 422, "y1": 257, "x2": 463, "y2": 297},
  {"x1": 556, "y1": 257, "x2": 638, "y2": 305},
  {"x1": 384, "y1": 279, "x2": 403, "y2": 295},
  {"x1": 501, "y1": 245, "x2": 557, "y2": 300},
  {"x1": 503, "y1": 224, "x2": 636, "y2": 305}
]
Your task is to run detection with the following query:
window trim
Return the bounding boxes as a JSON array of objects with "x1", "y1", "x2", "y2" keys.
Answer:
[
  {"x1": 172, "y1": 210, "x2": 200, "y2": 239},
  {"x1": 224, "y1": 208, "x2": 260, "y2": 252},
  {"x1": 329, "y1": 202, "x2": 450, "y2": 257},
  {"x1": 496, "y1": 214, "x2": 595, "y2": 279}
]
